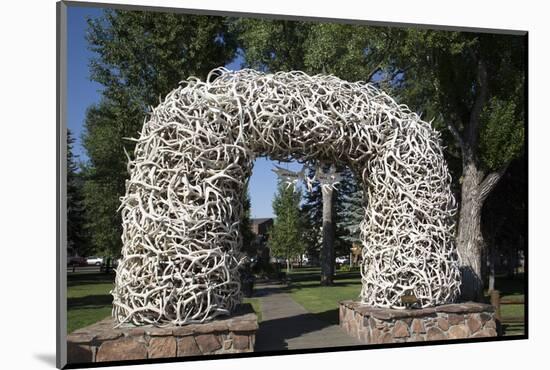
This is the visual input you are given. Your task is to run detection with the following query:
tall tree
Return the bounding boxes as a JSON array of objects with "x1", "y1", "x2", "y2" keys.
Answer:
[
  {"x1": 67, "y1": 130, "x2": 88, "y2": 256},
  {"x1": 269, "y1": 181, "x2": 305, "y2": 273},
  {"x1": 82, "y1": 10, "x2": 238, "y2": 256},
  {"x1": 385, "y1": 31, "x2": 526, "y2": 300}
]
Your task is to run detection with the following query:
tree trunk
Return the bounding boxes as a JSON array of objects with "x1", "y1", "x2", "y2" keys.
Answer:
[
  {"x1": 456, "y1": 160, "x2": 485, "y2": 302},
  {"x1": 456, "y1": 157, "x2": 507, "y2": 302},
  {"x1": 320, "y1": 187, "x2": 335, "y2": 285}
]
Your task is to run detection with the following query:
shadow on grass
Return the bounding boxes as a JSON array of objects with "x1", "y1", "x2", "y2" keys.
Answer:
[
  {"x1": 255, "y1": 308, "x2": 340, "y2": 351},
  {"x1": 68, "y1": 294, "x2": 113, "y2": 309},
  {"x1": 67, "y1": 273, "x2": 115, "y2": 287},
  {"x1": 287, "y1": 270, "x2": 361, "y2": 283}
]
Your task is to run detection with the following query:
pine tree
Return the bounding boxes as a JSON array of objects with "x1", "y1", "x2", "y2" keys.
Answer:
[
  {"x1": 301, "y1": 166, "x2": 323, "y2": 262},
  {"x1": 269, "y1": 181, "x2": 305, "y2": 273},
  {"x1": 338, "y1": 169, "x2": 364, "y2": 245},
  {"x1": 67, "y1": 130, "x2": 88, "y2": 256}
]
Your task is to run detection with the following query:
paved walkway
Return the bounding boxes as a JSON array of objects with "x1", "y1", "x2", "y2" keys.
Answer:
[{"x1": 253, "y1": 282, "x2": 362, "y2": 351}]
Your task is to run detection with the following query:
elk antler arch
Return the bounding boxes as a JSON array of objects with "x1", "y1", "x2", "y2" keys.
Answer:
[{"x1": 112, "y1": 68, "x2": 461, "y2": 327}]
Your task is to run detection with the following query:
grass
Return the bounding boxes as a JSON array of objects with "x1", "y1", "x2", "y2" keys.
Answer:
[
  {"x1": 67, "y1": 272, "x2": 263, "y2": 333},
  {"x1": 243, "y1": 297, "x2": 262, "y2": 322},
  {"x1": 67, "y1": 273, "x2": 114, "y2": 333},
  {"x1": 286, "y1": 267, "x2": 362, "y2": 325},
  {"x1": 66, "y1": 268, "x2": 524, "y2": 336},
  {"x1": 285, "y1": 267, "x2": 525, "y2": 335}
]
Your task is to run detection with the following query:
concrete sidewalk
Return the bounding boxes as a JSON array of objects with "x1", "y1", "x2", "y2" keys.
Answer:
[{"x1": 254, "y1": 282, "x2": 362, "y2": 351}]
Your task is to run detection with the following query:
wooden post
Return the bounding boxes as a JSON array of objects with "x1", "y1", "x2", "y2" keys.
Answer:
[{"x1": 490, "y1": 290, "x2": 501, "y2": 322}]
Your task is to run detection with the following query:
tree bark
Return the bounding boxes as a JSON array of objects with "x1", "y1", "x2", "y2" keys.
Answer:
[
  {"x1": 320, "y1": 187, "x2": 335, "y2": 285},
  {"x1": 456, "y1": 157, "x2": 507, "y2": 301},
  {"x1": 456, "y1": 159, "x2": 485, "y2": 302}
]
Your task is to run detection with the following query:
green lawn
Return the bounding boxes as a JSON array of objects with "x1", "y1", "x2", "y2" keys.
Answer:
[
  {"x1": 67, "y1": 273, "x2": 114, "y2": 333},
  {"x1": 285, "y1": 267, "x2": 525, "y2": 335},
  {"x1": 285, "y1": 267, "x2": 361, "y2": 325},
  {"x1": 67, "y1": 268, "x2": 524, "y2": 336},
  {"x1": 67, "y1": 272, "x2": 262, "y2": 333}
]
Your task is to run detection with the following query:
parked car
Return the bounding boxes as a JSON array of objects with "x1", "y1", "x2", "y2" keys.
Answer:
[
  {"x1": 335, "y1": 256, "x2": 350, "y2": 265},
  {"x1": 87, "y1": 256, "x2": 104, "y2": 266},
  {"x1": 67, "y1": 256, "x2": 87, "y2": 267}
]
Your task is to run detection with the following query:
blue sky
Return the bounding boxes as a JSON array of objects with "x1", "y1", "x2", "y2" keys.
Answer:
[{"x1": 67, "y1": 5, "x2": 302, "y2": 218}]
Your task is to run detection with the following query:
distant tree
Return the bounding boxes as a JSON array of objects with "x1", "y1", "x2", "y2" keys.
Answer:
[
  {"x1": 67, "y1": 130, "x2": 88, "y2": 256},
  {"x1": 301, "y1": 166, "x2": 323, "y2": 261},
  {"x1": 269, "y1": 181, "x2": 305, "y2": 273},
  {"x1": 240, "y1": 188, "x2": 255, "y2": 258},
  {"x1": 82, "y1": 10, "x2": 238, "y2": 256},
  {"x1": 300, "y1": 164, "x2": 355, "y2": 284},
  {"x1": 338, "y1": 169, "x2": 364, "y2": 246}
]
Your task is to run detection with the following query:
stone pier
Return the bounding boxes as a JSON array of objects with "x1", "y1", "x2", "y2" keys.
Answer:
[
  {"x1": 339, "y1": 300, "x2": 497, "y2": 344},
  {"x1": 67, "y1": 304, "x2": 258, "y2": 365}
]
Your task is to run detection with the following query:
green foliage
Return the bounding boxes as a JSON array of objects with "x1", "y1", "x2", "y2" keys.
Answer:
[
  {"x1": 300, "y1": 166, "x2": 323, "y2": 259},
  {"x1": 233, "y1": 19, "x2": 311, "y2": 71},
  {"x1": 338, "y1": 169, "x2": 364, "y2": 245},
  {"x1": 81, "y1": 10, "x2": 238, "y2": 256},
  {"x1": 87, "y1": 10, "x2": 237, "y2": 106},
  {"x1": 268, "y1": 181, "x2": 305, "y2": 265},
  {"x1": 234, "y1": 19, "x2": 394, "y2": 82},
  {"x1": 303, "y1": 23, "x2": 397, "y2": 82},
  {"x1": 387, "y1": 30, "x2": 526, "y2": 172},
  {"x1": 480, "y1": 98, "x2": 524, "y2": 171},
  {"x1": 67, "y1": 130, "x2": 89, "y2": 255},
  {"x1": 240, "y1": 189, "x2": 255, "y2": 257}
]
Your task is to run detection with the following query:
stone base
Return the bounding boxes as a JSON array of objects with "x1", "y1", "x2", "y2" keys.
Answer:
[
  {"x1": 67, "y1": 304, "x2": 258, "y2": 364},
  {"x1": 339, "y1": 300, "x2": 497, "y2": 344}
]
